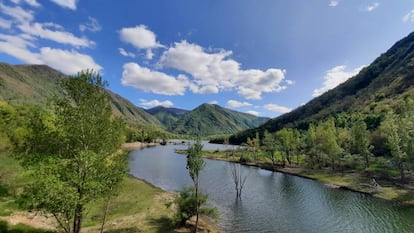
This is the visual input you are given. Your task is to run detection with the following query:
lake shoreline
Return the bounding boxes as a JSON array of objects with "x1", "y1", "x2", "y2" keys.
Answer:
[{"x1": 175, "y1": 148, "x2": 414, "y2": 207}]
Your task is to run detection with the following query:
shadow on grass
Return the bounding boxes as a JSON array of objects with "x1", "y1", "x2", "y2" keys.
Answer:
[
  {"x1": 147, "y1": 216, "x2": 175, "y2": 233},
  {"x1": 392, "y1": 191, "x2": 414, "y2": 204},
  {"x1": 103, "y1": 227, "x2": 143, "y2": 233}
]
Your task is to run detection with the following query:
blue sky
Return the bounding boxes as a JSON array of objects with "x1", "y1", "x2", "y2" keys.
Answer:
[{"x1": 1, "y1": 0, "x2": 414, "y2": 117}]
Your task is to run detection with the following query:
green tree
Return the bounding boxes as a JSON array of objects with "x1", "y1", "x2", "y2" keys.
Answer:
[
  {"x1": 15, "y1": 71, "x2": 126, "y2": 233},
  {"x1": 316, "y1": 118, "x2": 342, "y2": 170},
  {"x1": 276, "y1": 128, "x2": 300, "y2": 166},
  {"x1": 381, "y1": 98, "x2": 414, "y2": 181},
  {"x1": 246, "y1": 132, "x2": 260, "y2": 162},
  {"x1": 351, "y1": 119, "x2": 372, "y2": 168},
  {"x1": 262, "y1": 130, "x2": 277, "y2": 169},
  {"x1": 186, "y1": 139, "x2": 205, "y2": 232}
]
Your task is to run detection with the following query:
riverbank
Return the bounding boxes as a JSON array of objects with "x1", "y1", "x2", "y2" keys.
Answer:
[
  {"x1": 176, "y1": 149, "x2": 414, "y2": 207},
  {"x1": 122, "y1": 141, "x2": 159, "y2": 151}
]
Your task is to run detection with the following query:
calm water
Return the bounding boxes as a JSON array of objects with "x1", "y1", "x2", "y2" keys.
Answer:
[{"x1": 128, "y1": 142, "x2": 414, "y2": 233}]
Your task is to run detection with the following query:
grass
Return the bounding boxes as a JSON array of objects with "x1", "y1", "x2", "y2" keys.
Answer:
[{"x1": 0, "y1": 150, "x2": 178, "y2": 233}]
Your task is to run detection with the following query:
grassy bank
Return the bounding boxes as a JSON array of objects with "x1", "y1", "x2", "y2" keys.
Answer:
[{"x1": 176, "y1": 149, "x2": 414, "y2": 206}]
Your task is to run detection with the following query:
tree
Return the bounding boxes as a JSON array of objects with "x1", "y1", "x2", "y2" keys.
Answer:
[
  {"x1": 262, "y1": 130, "x2": 277, "y2": 169},
  {"x1": 381, "y1": 98, "x2": 414, "y2": 181},
  {"x1": 230, "y1": 163, "x2": 248, "y2": 198},
  {"x1": 316, "y1": 118, "x2": 342, "y2": 170},
  {"x1": 186, "y1": 139, "x2": 205, "y2": 232},
  {"x1": 246, "y1": 132, "x2": 260, "y2": 162},
  {"x1": 15, "y1": 71, "x2": 126, "y2": 233},
  {"x1": 276, "y1": 128, "x2": 300, "y2": 166},
  {"x1": 351, "y1": 119, "x2": 372, "y2": 168}
]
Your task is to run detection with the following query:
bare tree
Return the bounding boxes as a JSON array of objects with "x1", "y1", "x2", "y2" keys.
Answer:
[{"x1": 230, "y1": 163, "x2": 248, "y2": 198}]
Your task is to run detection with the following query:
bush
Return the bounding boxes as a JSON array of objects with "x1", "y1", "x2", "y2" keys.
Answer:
[
  {"x1": 173, "y1": 187, "x2": 218, "y2": 226},
  {"x1": 0, "y1": 220, "x2": 8, "y2": 232}
]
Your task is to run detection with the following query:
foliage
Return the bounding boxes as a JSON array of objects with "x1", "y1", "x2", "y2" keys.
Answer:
[
  {"x1": 14, "y1": 71, "x2": 126, "y2": 233},
  {"x1": 173, "y1": 187, "x2": 218, "y2": 226}
]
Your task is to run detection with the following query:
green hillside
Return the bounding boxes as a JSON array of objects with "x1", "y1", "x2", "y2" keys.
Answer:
[
  {"x1": 169, "y1": 103, "x2": 269, "y2": 136},
  {"x1": 0, "y1": 63, "x2": 162, "y2": 127},
  {"x1": 146, "y1": 106, "x2": 189, "y2": 130},
  {"x1": 230, "y1": 31, "x2": 414, "y2": 144}
]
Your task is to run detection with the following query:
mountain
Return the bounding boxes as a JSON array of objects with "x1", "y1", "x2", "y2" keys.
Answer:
[
  {"x1": 0, "y1": 63, "x2": 161, "y2": 127},
  {"x1": 164, "y1": 103, "x2": 269, "y2": 136},
  {"x1": 146, "y1": 106, "x2": 189, "y2": 130},
  {"x1": 230, "y1": 31, "x2": 414, "y2": 144}
]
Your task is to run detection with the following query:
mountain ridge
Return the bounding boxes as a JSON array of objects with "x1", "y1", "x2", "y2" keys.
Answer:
[{"x1": 230, "y1": 31, "x2": 414, "y2": 144}]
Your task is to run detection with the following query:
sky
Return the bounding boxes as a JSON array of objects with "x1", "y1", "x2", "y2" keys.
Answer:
[{"x1": 1, "y1": 0, "x2": 414, "y2": 117}]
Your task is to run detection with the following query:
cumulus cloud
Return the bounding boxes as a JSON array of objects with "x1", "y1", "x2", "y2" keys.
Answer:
[
  {"x1": 365, "y1": 3, "x2": 379, "y2": 12},
  {"x1": 119, "y1": 48, "x2": 136, "y2": 58},
  {"x1": 264, "y1": 104, "x2": 292, "y2": 114},
  {"x1": 403, "y1": 10, "x2": 414, "y2": 23},
  {"x1": 19, "y1": 22, "x2": 95, "y2": 47},
  {"x1": 49, "y1": 0, "x2": 77, "y2": 10},
  {"x1": 159, "y1": 40, "x2": 288, "y2": 99},
  {"x1": 210, "y1": 100, "x2": 218, "y2": 105},
  {"x1": 313, "y1": 65, "x2": 365, "y2": 97},
  {"x1": 226, "y1": 100, "x2": 252, "y2": 108},
  {"x1": 79, "y1": 17, "x2": 101, "y2": 32},
  {"x1": 39, "y1": 47, "x2": 102, "y2": 74},
  {"x1": 329, "y1": 0, "x2": 339, "y2": 7},
  {"x1": 121, "y1": 62, "x2": 188, "y2": 95},
  {"x1": 139, "y1": 99, "x2": 174, "y2": 108}
]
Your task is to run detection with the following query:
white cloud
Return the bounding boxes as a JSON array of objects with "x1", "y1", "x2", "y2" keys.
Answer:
[
  {"x1": 0, "y1": 18, "x2": 12, "y2": 29},
  {"x1": 121, "y1": 62, "x2": 188, "y2": 95},
  {"x1": 79, "y1": 17, "x2": 101, "y2": 32},
  {"x1": 139, "y1": 99, "x2": 174, "y2": 108},
  {"x1": 0, "y1": 34, "x2": 101, "y2": 74},
  {"x1": 313, "y1": 65, "x2": 365, "y2": 97},
  {"x1": 329, "y1": 0, "x2": 339, "y2": 7},
  {"x1": 10, "y1": 0, "x2": 41, "y2": 7},
  {"x1": 159, "y1": 40, "x2": 288, "y2": 99},
  {"x1": 39, "y1": 47, "x2": 102, "y2": 74},
  {"x1": 227, "y1": 100, "x2": 252, "y2": 108},
  {"x1": 0, "y1": 2, "x2": 34, "y2": 23},
  {"x1": 366, "y1": 3, "x2": 379, "y2": 12},
  {"x1": 264, "y1": 104, "x2": 292, "y2": 114},
  {"x1": 120, "y1": 25, "x2": 163, "y2": 50},
  {"x1": 403, "y1": 10, "x2": 414, "y2": 23},
  {"x1": 18, "y1": 22, "x2": 95, "y2": 47},
  {"x1": 210, "y1": 100, "x2": 218, "y2": 105},
  {"x1": 246, "y1": 110, "x2": 260, "y2": 116},
  {"x1": 49, "y1": 0, "x2": 77, "y2": 10},
  {"x1": 119, "y1": 48, "x2": 136, "y2": 58}
]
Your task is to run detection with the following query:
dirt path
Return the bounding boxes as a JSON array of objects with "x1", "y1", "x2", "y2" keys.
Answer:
[{"x1": 0, "y1": 211, "x2": 56, "y2": 230}]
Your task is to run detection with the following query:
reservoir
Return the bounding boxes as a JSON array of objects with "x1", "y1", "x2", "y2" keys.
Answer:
[{"x1": 128, "y1": 142, "x2": 414, "y2": 233}]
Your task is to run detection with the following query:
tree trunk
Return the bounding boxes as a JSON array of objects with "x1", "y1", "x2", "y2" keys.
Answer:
[
  {"x1": 99, "y1": 196, "x2": 111, "y2": 233},
  {"x1": 73, "y1": 204, "x2": 83, "y2": 233},
  {"x1": 195, "y1": 181, "x2": 199, "y2": 233}
]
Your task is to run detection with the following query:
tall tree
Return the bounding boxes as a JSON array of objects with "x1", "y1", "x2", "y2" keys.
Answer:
[
  {"x1": 262, "y1": 130, "x2": 277, "y2": 169},
  {"x1": 276, "y1": 128, "x2": 300, "y2": 166},
  {"x1": 316, "y1": 118, "x2": 341, "y2": 170},
  {"x1": 186, "y1": 139, "x2": 205, "y2": 233},
  {"x1": 246, "y1": 132, "x2": 260, "y2": 162},
  {"x1": 351, "y1": 119, "x2": 372, "y2": 168},
  {"x1": 15, "y1": 71, "x2": 126, "y2": 233},
  {"x1": 381, "y1": 98, "x2": 414, "y2": 181}
]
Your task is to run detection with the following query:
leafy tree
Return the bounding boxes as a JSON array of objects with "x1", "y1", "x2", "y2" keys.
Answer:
[
  {"x1": 316, "y1": 118, "x2": 341, "y2": 170},
  {"x1": 246, "y1": 132, "x2": 260, "y2": 162},
  {"x1": 381, "y1": 98, "x2": 414, "y2": 181},
  {"x1": 276, "y1": 128, "x2": 300, "y2": 166},
  {"x1": 262, "y1": 130, "x2": 277, "y2": 169},
  {"x1": 186, "y1": 139, "x2": 205, "y2": 232},
  {"x1": 15, "y1": 71, "x2": 126, "y2": 233},
  {"x1": 351, "y1": 119, "x2": 372, "y2": 168}
]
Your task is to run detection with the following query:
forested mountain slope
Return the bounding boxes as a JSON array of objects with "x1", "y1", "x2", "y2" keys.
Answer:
[{"x1": 230, "y1": 31, "x2": 414, "y2": 144}]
